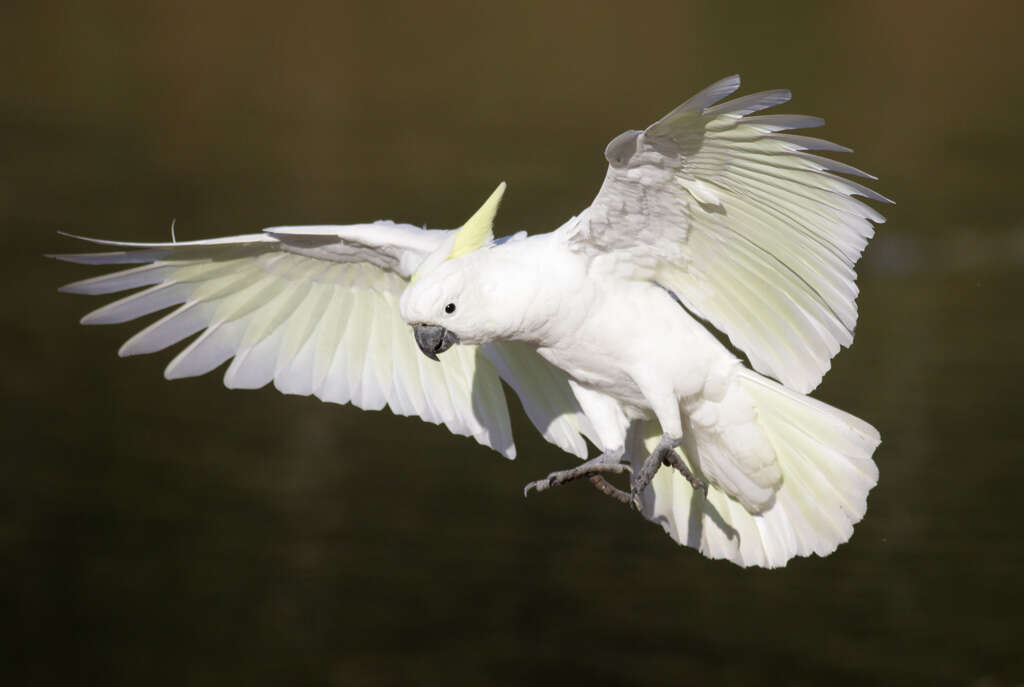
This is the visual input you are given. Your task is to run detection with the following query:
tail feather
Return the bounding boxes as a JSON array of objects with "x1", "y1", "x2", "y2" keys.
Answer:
[{"x1": 635, "y1": 369, "x2": 879, "y2": 568}]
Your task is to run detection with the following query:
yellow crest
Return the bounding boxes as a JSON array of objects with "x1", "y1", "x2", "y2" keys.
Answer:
[
  {"x1": 410, "y1": 182, "x2": 506, "y2": 283},
  {"x1": 448, "y1": 181, "x2": 506, "y2": 261}
]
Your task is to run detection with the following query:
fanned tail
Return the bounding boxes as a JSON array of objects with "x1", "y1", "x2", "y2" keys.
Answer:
[{"x1": 635, "y1": 369, "x2": 879, "y2": 568}]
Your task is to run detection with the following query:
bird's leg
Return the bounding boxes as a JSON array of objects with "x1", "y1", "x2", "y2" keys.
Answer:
[
  {"x1": 523, "y1": 447, "x2": 630, "y2": 500},
  {"x1": 630, "y1": 433, "x2": 707, "y2": 509}
]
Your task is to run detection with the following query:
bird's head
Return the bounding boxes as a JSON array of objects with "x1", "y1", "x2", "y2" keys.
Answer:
[{"x1": 399, "y1": 182, "x2": 507, "y2": 360}]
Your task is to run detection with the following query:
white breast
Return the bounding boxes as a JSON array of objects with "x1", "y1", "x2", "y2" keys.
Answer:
[{"x1": 534, "y1": 275, "x2": 734, "y2": 413}]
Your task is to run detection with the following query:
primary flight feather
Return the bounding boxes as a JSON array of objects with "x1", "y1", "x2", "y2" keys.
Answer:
[{"x1": 53, "y1": 75, "x2": 888, "y2": 567}]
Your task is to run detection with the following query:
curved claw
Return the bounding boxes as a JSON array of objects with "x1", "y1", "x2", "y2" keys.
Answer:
[
  {"x1": 630, "y1": 433, "x2": 705, "y2": 510},
  {"x1": 662, "y1": 450, "x2": 707, "y2": 493},
  {"x1": 523, "y1": 478, "x2": 551, "y2": 497}
]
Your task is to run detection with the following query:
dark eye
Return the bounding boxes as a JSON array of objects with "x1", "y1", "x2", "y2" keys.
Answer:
[{"x1": 444, "y1": 303, "x2": 456, "y2": 314}]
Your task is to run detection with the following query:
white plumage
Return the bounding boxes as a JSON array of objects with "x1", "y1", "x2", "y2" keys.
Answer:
[
  {"x1": 56, "y1": 224, "x2": 595, "y2": 460},
  {"x1": 577, "y1": 75, "x2": 888, "y2": 393},
  {"x1": 54, "y1": 76, "x2": 887, "y2": 567}
]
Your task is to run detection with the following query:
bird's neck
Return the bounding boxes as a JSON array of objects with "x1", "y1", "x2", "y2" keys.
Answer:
[{"x1": 478, "y1": 233, "x2": 590, "y2": 347}]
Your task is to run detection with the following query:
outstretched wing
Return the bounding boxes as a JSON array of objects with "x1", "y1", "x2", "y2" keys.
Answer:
[
  {"x1": 563, "y1": 75, "x2": 890, "y2": 393},
  {"x1": 53, "y1": 222, "x2": 596, "y2": 459}
]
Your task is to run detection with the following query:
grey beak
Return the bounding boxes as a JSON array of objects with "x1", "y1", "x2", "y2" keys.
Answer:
[{"x1": 412, "y1": 324, "x2": 459, "y2": 361}]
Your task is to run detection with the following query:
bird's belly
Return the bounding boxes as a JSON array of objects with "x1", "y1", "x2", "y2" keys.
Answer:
[
  {"x1": 534, "y1": 279, "x2": 734, "y2": 414},
  {"x1": 536, "y1": 344, "x2": 650, "y2": 409}
]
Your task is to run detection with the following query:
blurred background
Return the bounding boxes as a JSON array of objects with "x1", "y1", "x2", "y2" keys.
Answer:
[{"x1": 3, "y1": 0, "x2": 1023, "y2": 684}]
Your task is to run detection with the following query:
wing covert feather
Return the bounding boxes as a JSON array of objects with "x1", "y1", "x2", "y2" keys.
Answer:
[{"x1": 567, "y1": 75, "x2": 890, "y2": 392}]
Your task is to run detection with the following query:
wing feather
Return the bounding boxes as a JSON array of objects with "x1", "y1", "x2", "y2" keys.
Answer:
[
  {"x1": 224, "y1": 323, "x2": 286, "y2": 390},
  {"x1": 568, "y1": 75, "x2": 890, "y2": 392},
  {"x1": 53, "y1": 228, "x2": 535, "y2": 458},
  {"x1": 79, "y1": 282, "x2": 193, "y2": 325},
  {"x1": 313, "y1": 285, "x2": 350, "y2": 400},
  {"x1": 480, "y1": 341, "x2": 597, "y2": 460},
  {"x1": 119, "y1": 301, "x2": 220, "y2": 356},
  {"x1": 60, "y1": 263, "x2": 179, "y2": 295}
]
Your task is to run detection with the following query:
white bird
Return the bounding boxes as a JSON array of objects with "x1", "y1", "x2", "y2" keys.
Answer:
[{"x1": 53, "y1": 75, "x2": 888, "y2": 568}]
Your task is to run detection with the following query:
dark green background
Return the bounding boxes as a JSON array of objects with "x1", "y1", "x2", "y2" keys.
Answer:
[{"x1": 4, "y1": 1, "x2": 1022, "y2": 684}]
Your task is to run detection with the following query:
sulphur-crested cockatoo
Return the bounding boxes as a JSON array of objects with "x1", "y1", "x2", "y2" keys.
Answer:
[{"x1": 53, "y1": 75, "x2": 888, "y2": 567}]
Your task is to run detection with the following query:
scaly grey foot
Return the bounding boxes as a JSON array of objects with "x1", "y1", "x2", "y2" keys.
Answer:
[
  {"x1": 630, "y1": 433, "x2": 707, "y2": 509},
  {"x1": 587, "y1": 474, "x2": 631, "y2": 504},
  {"x1": 523, "y1": 448, "x2": 630, "y2": 498}
]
